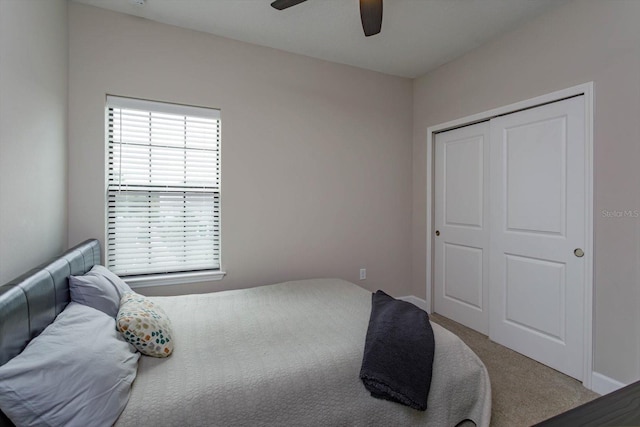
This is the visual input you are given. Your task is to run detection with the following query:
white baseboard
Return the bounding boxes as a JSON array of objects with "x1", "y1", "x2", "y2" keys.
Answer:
[
  {"x1": 590, "y1": 371, "x2": 627, "y2": 395},
  {"x1": 398, "y1": 295, "x2": 431, "y2": 313}
]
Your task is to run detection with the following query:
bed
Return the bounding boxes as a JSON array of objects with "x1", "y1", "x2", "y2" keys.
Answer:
[{"x1": 0, "y1": 239, "x2": 491, "y2": 426}]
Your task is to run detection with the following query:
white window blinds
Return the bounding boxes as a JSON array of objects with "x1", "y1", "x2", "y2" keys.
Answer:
[{"x1": 106, "y1": 96, "x2": 221, "y2": 277}]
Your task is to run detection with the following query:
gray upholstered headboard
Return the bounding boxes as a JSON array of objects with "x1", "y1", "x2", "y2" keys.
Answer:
[{"x1": 0, "y1": 239, "x2": 100, "y2": 426}]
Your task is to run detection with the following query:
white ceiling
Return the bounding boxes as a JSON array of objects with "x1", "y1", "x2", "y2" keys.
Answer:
[{"x1": 72, "y1": 0, "x2": 565, "y2": 78}]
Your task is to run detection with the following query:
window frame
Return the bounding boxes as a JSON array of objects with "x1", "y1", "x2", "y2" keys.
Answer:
[{"x1": 104, "y1": 95, "x2": 225, "y2": 288}]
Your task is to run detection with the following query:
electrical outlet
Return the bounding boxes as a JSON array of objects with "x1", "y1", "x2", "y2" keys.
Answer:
[{"x1": 359, "y1": 268, "x2": 366, "y2": 280}]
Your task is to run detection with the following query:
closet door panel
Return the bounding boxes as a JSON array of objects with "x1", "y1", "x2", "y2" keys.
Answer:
[
  {"x1": 434, "y1": 122, "x2": 490, "y2": 334},
  {"x1": 489, "y1": 96, "x2": 586, "y2": 380}
]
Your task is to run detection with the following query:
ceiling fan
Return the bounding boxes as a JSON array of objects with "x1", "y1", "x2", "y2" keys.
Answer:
[{"x1": 271, "y1": 0, "x2": 383, "y2": 37}]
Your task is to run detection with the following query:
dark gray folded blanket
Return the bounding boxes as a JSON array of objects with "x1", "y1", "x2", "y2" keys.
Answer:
[{"x1": 359, "y1": 290, "x2": 435, "y2": 411}]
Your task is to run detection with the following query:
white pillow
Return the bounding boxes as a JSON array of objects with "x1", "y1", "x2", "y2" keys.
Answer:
[
  {"x1": 0, "y1": 302, "x2": 140, "y2": 427},
  {"x1": 69, "y1": 265, "x2": 132, "y2": 317}
]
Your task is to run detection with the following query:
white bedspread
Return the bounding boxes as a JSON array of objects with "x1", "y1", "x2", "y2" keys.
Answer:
[{"x1": 116, "y1": 279, "x2": 491, "y2": 426}]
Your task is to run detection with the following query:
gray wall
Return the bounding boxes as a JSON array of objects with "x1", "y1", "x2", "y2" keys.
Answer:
[
  {"x1": 0, "y1": 0, "x2": 68, "y2": 283},
  {"x1": 412, "y1": 0, "x2": 640, "y2": 384},
  {"x1": 67, "y1": 3, "x2": 414, "y2": 297}
]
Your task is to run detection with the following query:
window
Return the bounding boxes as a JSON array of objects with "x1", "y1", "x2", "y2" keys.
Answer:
[{"x1": 106, "y1": 96, "x2": 221, "y2": 284}]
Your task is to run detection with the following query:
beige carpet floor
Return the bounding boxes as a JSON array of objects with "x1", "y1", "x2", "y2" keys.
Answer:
[{"x1": 430, "y1": 313, "x2": 600, "y2": 427}]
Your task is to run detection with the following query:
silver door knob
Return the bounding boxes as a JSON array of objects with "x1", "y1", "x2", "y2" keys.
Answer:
[
  {"x1": 574, "y1": 248, "x2": 584, "y2": 257},
  {"x1": 435, "y1": 230, "x2": 440, "y2": 236}
]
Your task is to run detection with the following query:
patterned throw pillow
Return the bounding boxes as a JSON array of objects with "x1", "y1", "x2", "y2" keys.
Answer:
[{"x1": 116, "y1": 293, "x2": 174, "y2": 358}]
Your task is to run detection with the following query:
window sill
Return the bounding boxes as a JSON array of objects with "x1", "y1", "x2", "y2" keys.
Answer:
[{"x1": 124, "y1": 270, "x2": 226, "y2": 289}]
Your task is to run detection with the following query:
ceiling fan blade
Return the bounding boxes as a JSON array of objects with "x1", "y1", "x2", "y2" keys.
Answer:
[
  {"x1": 360, "y1": 0, "x2": 383, "y2": 37},
  {"x1": 271, "y1": 0, "x2": 308, "y2": 11}
]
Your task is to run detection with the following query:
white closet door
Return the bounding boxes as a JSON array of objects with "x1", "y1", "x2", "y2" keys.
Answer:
[
  {"x1": 434, "y1": 122, "x2": 490, "y2": 334},
  {"x1": 489, "y1": 96, "x2": 586, "y2": 379}
]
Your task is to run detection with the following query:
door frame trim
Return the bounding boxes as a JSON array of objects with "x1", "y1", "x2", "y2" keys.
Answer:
[{"x1": 425, "y1": 82, "x2": 594, "y2": 389}]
